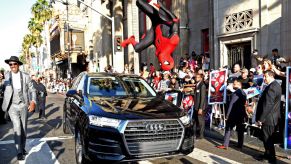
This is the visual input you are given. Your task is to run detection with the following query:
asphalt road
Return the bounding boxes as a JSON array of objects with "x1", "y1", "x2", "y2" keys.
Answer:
[{"x1": 0, "y1": 93, "x2": 290, "y2": 164}]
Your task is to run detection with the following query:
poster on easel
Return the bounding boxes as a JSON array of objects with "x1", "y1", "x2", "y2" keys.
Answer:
[
  {"x1": 208, "y1": 69, "x2": 228, "y2": 104},
  {"x1": 285, "y1": 66, "x2": 291, "y2": 150}
]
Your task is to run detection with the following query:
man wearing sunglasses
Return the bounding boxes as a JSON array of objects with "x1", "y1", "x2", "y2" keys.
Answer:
[{"x1": 1, "y1": 56, "x2": 36, "y2": 160}]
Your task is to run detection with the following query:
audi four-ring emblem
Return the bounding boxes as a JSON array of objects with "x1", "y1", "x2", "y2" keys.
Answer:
[{"x1": 145, "y1": 123, "x2": 166, "y2": 133}]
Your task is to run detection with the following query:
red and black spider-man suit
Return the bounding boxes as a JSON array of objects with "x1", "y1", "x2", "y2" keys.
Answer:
[{"x1": 121, "y1": 0, "x2": 180, "y2": 71}]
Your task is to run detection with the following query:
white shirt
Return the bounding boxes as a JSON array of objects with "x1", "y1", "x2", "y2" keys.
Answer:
[{"x1": 11, "y1": 71, "x2": 21, "y2": 90}]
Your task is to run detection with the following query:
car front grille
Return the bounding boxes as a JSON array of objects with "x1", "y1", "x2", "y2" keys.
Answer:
[{"x1": 124, "y1": 119, "x2": 184, "y2": 155}]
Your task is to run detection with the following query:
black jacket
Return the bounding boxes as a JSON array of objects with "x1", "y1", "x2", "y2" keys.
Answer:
[
  {"x1": 226, "y1": 88, "x2": 247, "y2": 123},
  {"x1": 256, "y1": 80, "x2": 281, "y2": 126},
  {"x1": 194, "y1": 81, "x2": 206, "y2": 111}
]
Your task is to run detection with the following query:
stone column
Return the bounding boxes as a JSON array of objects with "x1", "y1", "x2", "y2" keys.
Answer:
[
  {"x1": 172, "y1": 0, "x2": 189, "y2": 69},
  {"x1": 113, "y1": 0, "x2": 124, "y2": 73},
  {"x1": 282, "y1": 0, "x2": 291, "y2": 58},
  {"x1": 125, "y1": 0, "x2": 140, "y2": 74},
  {"x1": 100, "y1": 0, "x2": 113, "y2": 72}
]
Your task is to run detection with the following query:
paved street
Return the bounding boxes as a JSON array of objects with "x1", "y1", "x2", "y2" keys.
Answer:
[{"x1": 0, "y1": 93, "x2": 290, "y2": 164}]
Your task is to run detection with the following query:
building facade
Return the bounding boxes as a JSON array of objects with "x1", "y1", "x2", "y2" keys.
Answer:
[{"x1": 188, "y1": 0, "x2": 291, "y2": 69}]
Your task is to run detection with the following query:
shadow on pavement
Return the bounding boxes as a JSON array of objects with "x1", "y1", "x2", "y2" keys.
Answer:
[
  {"x1": 46, "y1": 140, "x2": 65, "y2": 161},
  {"x1": 45, "y1": 107, "x2": 60, "y2": 119},
  {"x1": 46, "y1": 103, "x2": 54, "y2": 110},
  {"x1": 28, "y1": 116, "x2": 62, "y2": 139},
  {"x1": 204, "y1": 128, "x2": 290, "y2": 164}
]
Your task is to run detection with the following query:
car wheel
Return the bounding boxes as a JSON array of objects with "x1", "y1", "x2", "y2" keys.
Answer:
[
  {"x1": 75, "y1": 129, "x2": 90, "y2": 164},
  {"x1": 63, "y1": 105, "x2": 70, "y2": 134}
]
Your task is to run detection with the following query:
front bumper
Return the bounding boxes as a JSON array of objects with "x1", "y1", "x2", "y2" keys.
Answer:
[{"x1": 85, "y1": 121, "x2": 194, "y2": 162}]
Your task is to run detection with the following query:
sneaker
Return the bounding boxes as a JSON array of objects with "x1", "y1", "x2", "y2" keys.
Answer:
[{"x1": 216, "y1": 145, "x2": 228, "y2": 150}]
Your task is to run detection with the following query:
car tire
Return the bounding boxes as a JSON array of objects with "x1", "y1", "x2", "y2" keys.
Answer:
[
  {"x1": 63, "y1": 104, "x2": 70, "y2": 134},
  {"x1": 75, "y1": 129, "x2": 90, "y2": 164}
]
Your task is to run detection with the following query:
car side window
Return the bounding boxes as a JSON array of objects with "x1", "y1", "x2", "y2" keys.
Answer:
[
  {"x1": 76, "y1": 75, "x2": 86, "y2": 94},
  {"x1": 71, "y1": 74, "x2": 83, "y2": 90}
]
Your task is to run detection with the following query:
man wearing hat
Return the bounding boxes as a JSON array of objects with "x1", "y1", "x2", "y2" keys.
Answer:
[{"x1": 2, "y1": 56, "x2": 36, "y2": 160}]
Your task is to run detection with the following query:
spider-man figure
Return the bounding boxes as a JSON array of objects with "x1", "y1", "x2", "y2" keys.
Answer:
[{"x1": 121, "y1": 0, "x2": 180, "y2": 71}]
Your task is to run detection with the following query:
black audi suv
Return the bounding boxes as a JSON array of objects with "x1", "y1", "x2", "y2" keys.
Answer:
[{"x1": 63, "y1": 72, "x2": 194, "y2": 163}]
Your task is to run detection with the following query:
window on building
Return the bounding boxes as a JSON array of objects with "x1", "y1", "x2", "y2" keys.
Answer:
[
  {"x1": 201, "y1": 29, "x2": 209, "y2": 53},
  {"x1": 225, "y1": 9, "x2": 253, "y2": 32}
]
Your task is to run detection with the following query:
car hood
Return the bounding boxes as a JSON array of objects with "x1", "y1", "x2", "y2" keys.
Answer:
[{"x1": 89, "y1": 96, "x2": 186, "y2": 120}]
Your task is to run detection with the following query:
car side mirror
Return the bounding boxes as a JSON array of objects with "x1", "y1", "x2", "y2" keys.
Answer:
[
  {"x1": 77, "y1": 90, "x2": 83, "y2": 97},
  {"x1": 66, "y1": 89, "x2": 77, "y2": 97}
]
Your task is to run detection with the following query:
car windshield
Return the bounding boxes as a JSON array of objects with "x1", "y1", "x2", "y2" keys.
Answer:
[
  {"x1": 122, "y1": 77, "x2": 156, "y2": 97},
  {"x1": 87, "y1": 76, "x2": 156, "y2": 97},
  {"x1": 88, "y1": 77, "x2": 126, "y2": 97}
]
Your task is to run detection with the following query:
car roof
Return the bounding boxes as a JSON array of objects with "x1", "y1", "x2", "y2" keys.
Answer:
[{"x1": 85, "y1": 72, "x2": 140, "y2": 78}]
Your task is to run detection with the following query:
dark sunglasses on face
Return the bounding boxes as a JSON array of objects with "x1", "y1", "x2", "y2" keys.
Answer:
[{"x1": 9, "y1": 63, "x2": 18, "y2": 66}]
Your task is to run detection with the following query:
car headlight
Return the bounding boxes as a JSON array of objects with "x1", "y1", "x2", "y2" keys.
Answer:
[
  {"x1": 179, "y1": 115, "x2": 191, "y2": 125},
  {"x1": 88, "y1": 115, "x2": 121, "y2": 128}
]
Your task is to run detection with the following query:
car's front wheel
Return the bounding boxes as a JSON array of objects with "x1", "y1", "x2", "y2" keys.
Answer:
[{"x1": 75, "y1": 129, "x2": 90, "y2": 164}]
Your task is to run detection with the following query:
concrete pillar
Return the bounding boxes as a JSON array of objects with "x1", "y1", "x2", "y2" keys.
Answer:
[
  {"x1": 113, "y1": 0, "x2": 124, "y2": 73},
  {"x1": 125, "y1": 0, "x2": 140, "y2": 75},
  {"x1": 172, "y1": 0, "x2": 189, "y2": 69},
  {"x1": 100, "y1": 0, "x2": 113, "y2": 72},
  {"x1": 282, "y1": 0, "x2": 291, "y2": 57}
]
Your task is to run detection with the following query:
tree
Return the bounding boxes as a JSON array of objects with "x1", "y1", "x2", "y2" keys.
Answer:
[
  {"x1": 31, "y1": 0, "x2": 52, "y2": 25},
  {"x1": 21, "y1": 34, "x2": 35, "y2": 71},
  {"x1": 25, "y1": 0, "x2": 52, "y2": 74}
]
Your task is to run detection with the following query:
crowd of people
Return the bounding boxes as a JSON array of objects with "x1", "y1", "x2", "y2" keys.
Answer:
[
  {"x1": 0, "y1": 48, "x2": 290, "y2": 162},
  {"x1": 124, "y1": 48, "x2": 289, "y2": 163}
]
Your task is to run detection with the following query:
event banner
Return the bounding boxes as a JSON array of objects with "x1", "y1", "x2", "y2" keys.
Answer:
[
  {"x1": 243, "y1": 87, "x2": 262, "y2": 99},
  {"x1": 285, "y1": 67, "x2": 291, "y2": 149},
  {"x1": 208, "y1": 69, "x2": 228, "y2": 104}
]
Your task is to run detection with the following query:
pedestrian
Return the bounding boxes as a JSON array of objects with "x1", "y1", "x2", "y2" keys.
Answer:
[
  {"x1": 30, "y1": 74, "x2": 38, "y2": 112},
  {"x1": 1, "y1": 56, "x2": 36, "y2": 160},
  {"x1": 149, "y1": 63, "x2": 156, "y2": 83},
  {"x1": 0, "y1": 70, "x2": 6, "y2": 124},
  {"x1": 262, "y1": 59, "x2": 272, "y2": 71},
  {"x1": 193, "y1": 73, "x2": 207, "y2": 139},
  {"x1": 217, "y1": 79, "x2": 247, "y2": 150},
  {"x1": 271, "y1": 48, "x2": 281, "y2": 69},
  {"x1": 123, "y1": 64, "x2": 130, "y2": 74},
  {"x1": 157, "y1": 72, "x2": 170, "y2": 93},
  {"x1": 36, "y1": 77, "x2": 47, "y2": 119},
  {"x1": 168, "y1": 77, "x2": 179, "y2": 90},
  {"x1": 237, "y1": 68, "x2": 251, "y2": 89},
  {"x1": 256, "y1": 70, "x2": 281, "y2": 163},
  {"x1": 229, "y1": 63, "x2": 241, "y2": 82}
]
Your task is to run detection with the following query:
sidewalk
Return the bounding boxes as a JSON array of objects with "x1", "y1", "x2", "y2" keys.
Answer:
[{"x1": 204, "y1": 126, "x2": 291, "y2": 160}]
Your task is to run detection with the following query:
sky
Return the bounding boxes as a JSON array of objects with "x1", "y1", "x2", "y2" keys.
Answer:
[{"x1": 0, "y1": 0, "x2": 36, "y2": 70}]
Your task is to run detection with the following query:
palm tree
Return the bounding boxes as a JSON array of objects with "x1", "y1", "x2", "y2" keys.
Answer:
[
  {"x1": 21, "y1": 0, "x2": 52, "y2": 74},
  {"x1": 28, "y1": 0, "x2": 52, "y2": 74},
  {"x1": 28, "y1": 17, "x2": 43, "y2": 73},
  {"x1": 22, "y1": 34, "x2": 35, "y2": 71},
  {"x1": 31, "y1": 0, "x2": 52, "y2": 25}
]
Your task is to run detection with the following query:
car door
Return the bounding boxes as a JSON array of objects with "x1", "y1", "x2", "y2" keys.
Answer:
[
  {"x1": 70, "y1": 74, "x2": 86, "y2": 127},
  {"x1": 67, "y1": 74, "x2": 83, "y2": 128}
]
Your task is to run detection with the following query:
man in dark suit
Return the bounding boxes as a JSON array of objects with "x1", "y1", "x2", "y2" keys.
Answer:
[
  {"x1": 217, "y1": 79, "x2": 247, "y2": 150},
  {"x1": 193, "y1": 73, "x2": 207, "y2": 139},
  {"x1": 256, "y1": 70, "x2": 281, "y2": 163}
]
